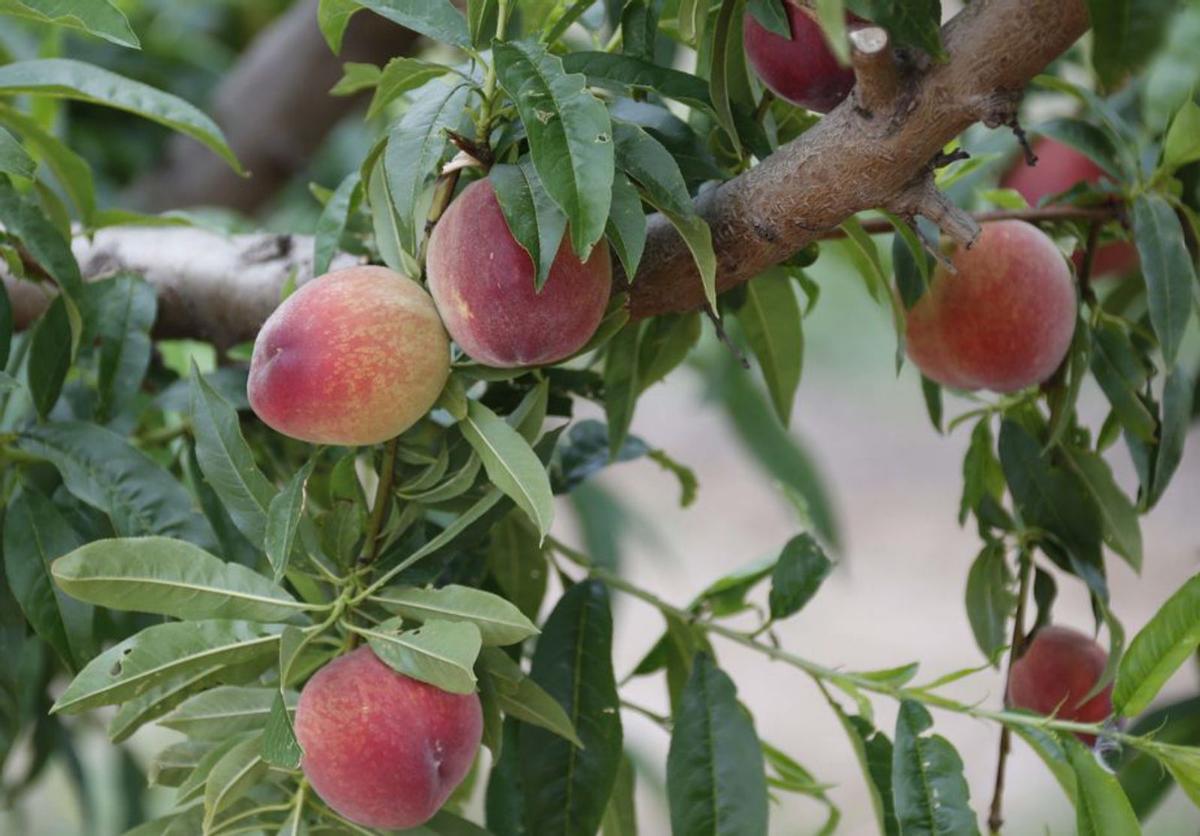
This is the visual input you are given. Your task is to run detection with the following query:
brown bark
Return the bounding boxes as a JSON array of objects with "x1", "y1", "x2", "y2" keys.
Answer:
[
  {"x1": 7, "y1": 0, "x2": 1092, "y2": 345},
  {"x1": 124, "y1": 0, "x2": 418, "y2": 215}
]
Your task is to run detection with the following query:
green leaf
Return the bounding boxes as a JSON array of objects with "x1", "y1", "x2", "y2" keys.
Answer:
[
  {"x1": 17, "y1": 422, "x2": 216, "y2": 545},
  {"x1": 891, "y1": 700, "x2": 980, "y2": 835},
  {"x1": 494, "y1": 39, "x2": 614, "y2": 261},
  {"x1": 0, "y1": 60, "x2": 241, "y2": 173},
  {"x1": 520, "y1": 580, "x2": 622, "y2": 835},
  {"x1": 384, "y1": 80, "x2": 470, "y2": 256},
  {"x1": 678, "y1": 0, "x2": 707, "y2": 45},
  {"x1": 815, "y1": 0, "x2": 850, "y2": 64},
  {"x1": 605, "y1": 171, "x2": 646, "y2": 280},
  {"x1": 0, "y1": 0, "x2": 138, "y2": 48},
  {"x1": 602, "y1": 754, "x2": 638, "y2": 836},
  {"x1": 611, "y1": 120, "x2": 693, "y2": 218},
  {"x1": 1113, "y1": 572, "x2": 1200, "y2": 717},
  {"x1": 346, "y1": 0, "x2": 469, "y2": 47},
  {"x1": 490, "y1": 160, "x2": 567, "y2": 291},
  {"x1": 1085, "y1": 0, "x2": 1173, "y2": 91},
  {"x1": 1065, "y1": 738, "x2": 1143, "y2": 835},
  {"x1": 1036, "y1": 117, "x2": 1125, "y2": 180},
  {"x1": 963, "y1": 541, "x2": 1014, "y2": 663},
  {"x1": 368, "y1": 57, "x2": 455, "y2": 120},
  {"x1": 708, "y1": 0, "x2": 754, "y2": 155},
  {"x1": 747, "y1": 0, "x2": 790, "y2": 37},
  {"x1": 330, "y1": 61, "x2": 382, "y2": 96},
  {"x1": 161, "y1": 686, "x2": 295, "y2": 740},
  {"x1": 3, "y1": 487, "x2": 94, "y2": 670},
  {"x1": 486, "y1": 511, "x2": 548, "y2": 622},
  {"x1": 80, "y1": 274, "x2": 157, "y2": 423},
  {"x1": 0, "y1": 175, "x2": 82, "y2": 295},
  {"x1": 998, "y1": 420, "x2": 1103, "y2": 571},
  {"x1": 1163, "y1": 100, "x2": 1200, "y2": 170},
  {"x1": 1148, "y1": 367, "x2": 1189, "y2": 507},
  {"x1": 1090, "y1": 321, "x2": 1156, "y2": 444},
  {"x1": 51, "y1": 537, "x2": 309, "y2": 622},
  {"x1": 1010, "y1": 725, "x2": 1076, "y2": 802},
  {"x1": 822, "y1": 698, "x2": 899, "y2": 836},
  {"x1": 51, "y1": 620, "x2": 281, "y2": 714},
  {"x1": 560, "y1": 51, "x2": 713, "y2": 111},
  {"x1": 1132, "y1": 194, "x2": 1195, "y2": 367},
  {"x1": 360, "y1": 617, "x2": 482, "y2": 694},
  {"x1": 734, "y1": 268, "x2": 804, "y2": 426},
  {"x1": 107, "y1": 663, "x2": 230, "y2": 744},
  {"x1": 313, "y1": 172, "x2": 360, "y2": 276},
  {"x1": 604, "y1": 324, "x2": 641, "y2": 459},
  {"x1": 203, "y1": 735, "x2": 268, "y2": 828},
  {"x1": 190, "y1": 363, "x2": 277, "y2": 546},
  {"x1": 0, "y1": 280, "x2": 10, "y2": 370},
  {"x1": 27, "y1": 294, "x2": 75, "y2": 419},
  {"x1": 768, "y1": 532, "x2": 832, "y2": 620},
  {"x1": 845, "y1": 0, "x2": 945, "y2": 58},
  {"x1": 148, "y1": 740, "x2": 213, "y2": 787},
  {"x1": 478, "y1": 647, "x2": 582, "y2": 747},
  {"x1": 0, "y1": 126, "x2": 33, "y2": 179},
  {"x1": 0, "y1": 105, "x2": 96, "y2": 222},
  {"x1": 1061, "y1": 447, "x2": 1142, "y2": 571},
  {"x1": 370, "y1": 584, "x2": 538, "y2": 646},
  {"x1": 667, "y1": 652, "x2": 769, "y2": 836},
  {"x1": 261, "y1": 691, "x2": 302, "y2": 769},
  {"x1": 461, "y1": 399, "x2": 555, "y2": 540},
  {"x1": 265, "y1": 461, "x2": 315, "y2": 584},
  {"x1": 1119, "y1": 696, "x2": 1200, "y2": 817}
]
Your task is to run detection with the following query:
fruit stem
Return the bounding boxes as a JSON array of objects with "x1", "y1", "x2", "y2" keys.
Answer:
[
  {"x1": 358, "y1": 436, "x2": 399, "y2": 569},
  {"x1": 987, "y1": 548, "x2": 1033, "y2": 834}
]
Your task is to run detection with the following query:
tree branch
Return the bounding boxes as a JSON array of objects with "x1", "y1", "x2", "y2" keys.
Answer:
[{"x1": 5, "y1": 0, "x2": 1092, "y2": 344}]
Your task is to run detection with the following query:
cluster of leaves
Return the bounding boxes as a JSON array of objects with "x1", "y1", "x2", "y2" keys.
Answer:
[{"x1": 1, "y1": 1, "x2": 1199, "y2": 835}]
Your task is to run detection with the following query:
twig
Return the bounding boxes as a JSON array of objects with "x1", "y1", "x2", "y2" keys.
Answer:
[
  {"x1": 816, "y1": 205, "x2": 1121, "y2": 241},
  {"x1": 987, "y1": 549, "x2": 1032, "y2": 834},
  {"x1": 1009, "y1": 117, "x2": 1039, "y2": 167},
  {"x1": 358, "y1": 437, "x2": 399, "y2": 568},
  {"x1": 705, "y1": 305, "x2": 750, "y2": 369},
  {"x1": 850, "y1": 26, "x2": 900, "y2": 116}
]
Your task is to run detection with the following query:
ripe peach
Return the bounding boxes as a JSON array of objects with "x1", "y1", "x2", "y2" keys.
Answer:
[
  {"x1": 1002, "y1": 137, "x2": 1137, "y2": 278},
  {"x1": 248, "y1": 265, "x2": 449, "y2": 445},
  {"x1": 1008, "y1": 625, "x2": 1113, "y2": 743},
  {"x1": 425, "y1": 179, "x2": 612, "y2": 368},
  {"x1": 295, "y1": 646, "x2": 483, "y2": 830},
  {"x1": 904, "y1": 220, "x2": 1076, "y2": 393},
  {"x1": 742, "y1": 3, "x2": 863, "y2": 113}
]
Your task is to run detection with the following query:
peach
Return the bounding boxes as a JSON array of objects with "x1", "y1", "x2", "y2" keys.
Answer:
[
  {"x1": 1008, "y1": 625, "x2": 1113, "y2": 743},
  {"x1": 904, "y1": 220, "x2": 1076, "y2": 393},
  {"x1": 742, "y1": 3, "x2": 863, "y2": 113},
  {"x1": 425, "y1": 179, "x2": 612, "y2": 368},
  {"x1": 247, "y1": 265, "x2": 449, "y2": 445},
  {"x1": 1002, "y1": 137, "x2": 1137, "y2": 278},
  {"x1": 295, "y1": 646, "x2": 483, "y2": 830}
]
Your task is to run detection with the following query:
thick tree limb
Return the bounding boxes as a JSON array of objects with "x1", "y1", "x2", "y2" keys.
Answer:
[
  {"x1": 624, "y1": 0, "x2": 1090, "y2": 319},
  {"x1": 6, "y1": 0, "x2": 1091, "y2": 344},
  {"x1": 124, "y1": 0, "x2": 418, "y2": 215}
]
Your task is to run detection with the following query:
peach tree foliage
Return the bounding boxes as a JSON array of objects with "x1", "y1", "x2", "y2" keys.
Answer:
[{"x1": 0, "y1": 0, "x2": 1198, "y2": 834}]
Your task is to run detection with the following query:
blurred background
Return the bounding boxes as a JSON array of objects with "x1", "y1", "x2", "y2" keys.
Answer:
[{"x1": 1, "y1": 1, "x2": 1197, "y2": 833}]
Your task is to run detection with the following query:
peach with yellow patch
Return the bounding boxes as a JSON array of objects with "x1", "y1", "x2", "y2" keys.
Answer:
[{"x1": 248, "y1": 265, "x2": 449, "y2": 445}]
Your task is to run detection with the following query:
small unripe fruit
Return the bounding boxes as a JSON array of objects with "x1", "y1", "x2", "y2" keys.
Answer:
[
  {"x1": 248, "y1": 265, "x2": 450, "y2": 445},
  {"x1": 295, "y1": 646, "x2": 483, "y2": 830},
  {"x1": 426, "y1": 178, "x2": 613, "y2": 368},
  {"x1": 742, "y1": 3, "x2": 862, "y2": 113},
  {"x1": 904, "y1": 220, "x2": 1076, "y2": 393},
  {"x1": 1008, "y1": 625, "x2": 1113, "y2": 743},
  {"x1": 1002, "y1": 137, "x2": 1137, "y2": 278}
]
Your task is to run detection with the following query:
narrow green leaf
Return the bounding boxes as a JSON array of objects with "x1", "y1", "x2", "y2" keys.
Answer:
[
  {"x1": 1061, "y1": 447, "x2": 1142, "y2": 571},
  {"x1": 204, "y1": 735, "x2": 269, "y2": 828},
  {"x1": 190, "y1": 362, "x2": 277, "y2": 546},
  {"x1": 1084, "y1": 0, "x2": 1172, "y2": 91},
  {"x1": 1090, "y1": 321, "x2": 1156, "y2": 443},
  {"x1": 360, "y1": 617, "x2": 482, "y2": 694},
  {"x1": 604, "y1": 323, "x2": 641, "y2": 459},
  {"x1": 734, "y1": 268, "x2": 803, "y2": 426},
  {"x1": 491, "y1": 160, "x2": 567, "y2": 290},
  {"x1": 0, "y1": 0, "x2": 138, "y2": 48},
  {"x1": 3, "y1": 487, "x2": 94, "y2": 670},
  {"x1": 602, "y1": 754, "x2": 638, "y2": 836},
  {"x1": 368, "y1": 57, "x2": 454, "y2": 120},
  {"x1": 1163, "y1": 100, "x2": 1200, "y2": 170},
  {"x1": 667, "y1": 653, "x2": 769, "y2": 836},
  {"x1": 494, "y1": 39, "x2": 614, "y2": 261},
  {"x1": 486, "y1": 511, "x2": 548, "y2": 622},
  {"x1": 384, "y1": 80, "x2": 470, "y2": 255},
  {"x1": 479, "y1": 647, "x2": 582, "y2": 747},
  {"x1": 769, "y1": 532, "x2": 832, "y2": 620},
  {"x1": 964, "y1": 541, "x2": 1015, "y2": 663},
  {"x1": 1113, "y1": 572, "x2": 1200, "y2": 717},
  {"x1": 313, "y1": 172, "x2": 359, "y2": 276},
  {"x1": 0, "y1": 104, "x2": 96, "y2": 222},
  {"x1": 1148, "y1": 367, "x2": 1189, "y2": 507},
  {"x1": 891, "y1": 700, "x2": 980, "y2": 835},
  {"x1": 1065, "y1": 738, "x2": 1143, "y2": 835},
  {"x1": 605, "y1": 171, "x2": 647, "y2": 280},
  {"x1": 80, "y1": 274, "x2": 157, "y2": 423},
  {"x1": 747, "y1": 0, "x2": 790, "y2": 37},
  {"x1": 708, "y1": 0, "x2": 754, "y2": 154},
  {"x1": 17, "y1": 422, "x2": 216, "y2": 545},
  {"x1": 51, "y1": 620, "x2": 281, "y2": 714},
  {"x1": 1132, "y1": 194, "x2": 1195, "y2": 367},
  {"x1": 148, "y1": 740, "x2": 212, "y2": 788},
  {"x1": 161, "y1": 687, "x2": 295, "y2": 740},
  {"x1": 845, "y1": 0, "x2": 945, "y2": 58},
  {"x1": 52, "y1": 537, "x2": 308, "y2": 622},
  {"x1": 520, "y1": 580, "x2": 622, "y2": 835},
  {"x1": 265, "y1": 460, "x2": 315, "y2": 584},
  {"x1": 0, "y1": 126, "x2": 34, "y2": 178},
  {"x1": 370, "y1": 584, "x2": 538, "y2": 646},
  {"x1": 27, "y1": 294, "x2": 74, "y2": 419},
  {"x1": 261, "y1": 691, "x2": 302, "y2": 769},
  {"x1": 107, "y1": 663, "x2": 229, "y2": 744},
  {"x1": 0, "y1": 60, "x2": 241, "y2": 173},
  {"x1": 351, "y1": 0, "x2": 469, "y2": 47},
  {"x1": 461, "y1": 399, "x2": 555, "y2": 539},
  {"x1": 560, "y1": 51, "x2": 713, "y2": 111}
]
